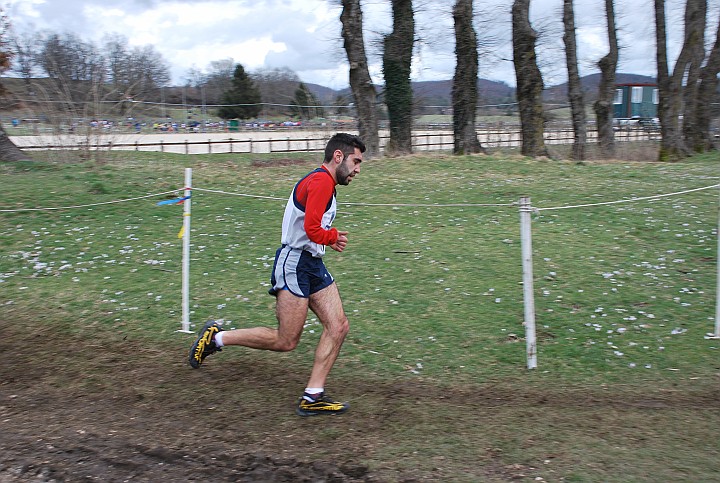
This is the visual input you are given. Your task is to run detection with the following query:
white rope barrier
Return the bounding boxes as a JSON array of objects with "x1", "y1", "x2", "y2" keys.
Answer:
[
  {"x1": 520, "y1": 181, "x2": 720, "y2": 366},
  {"x1": 344, "y1": 201, "x2": 517, "y2": 208},
  {"x1": 192, "y1": 187, "x2": 286, "y2": 201},
  {"x1": 0, "y1": 190, "x2": 180, "y2": 213},
  {"x1": 535, "y1": 183, "x2": 720, "y2": 212},
  {"x1": 3, "y1": 183, "x2": 714, "y2": 214},
  {"x1": 193, "y1": 181, "x2": 719, "y2": 365},
  {"x1": 2, "y1": 167, "x2": 717, "y2": 363},
  {"x1": 192, "y1": 187, "x2": 516, "y2": 208}
]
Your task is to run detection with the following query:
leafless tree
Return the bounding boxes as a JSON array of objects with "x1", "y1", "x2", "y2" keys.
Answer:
[
  {"x1": 252, "y1": 66, "x2": 302, "y2": 116},
  {"x1": 655, "y1": 0, "x2": 678, "y2": 160},
  {"x1": 37, "y1": 33, "x2": 106, "y2": 107},
  {"x1": 103, "y1": 33, "x2": 128, "y2": 95},
  {"x1": 593, "y1": 0, "x2": 618, "y2": 158},
  {"x1": 655, "y1": 0, "x2": 704, "y2": 160},
  {"x1": 340, "y1": 0, "x2": 379, "y2": 158},
  {"x1": 512, "y1": 0, "x2": 548, "y2": 157},
  {"x1": 690, "y1": 7, "x2": 720, "y2": 152},
  {"x1": 0, "y1": 8, "x2": 30, "y2": 161},
  {"x1": 452, "y1": 0, "x2": 484, "y2": 155},
  {"x1": 562, "y1": 0, "x2": 586, "y2": 160},
  {"x1": 184, "y1": 66, "x2": 206, "y2": 89},
  {"x1": 103, "y1": 34, "x2": 170, "y2": 102},
  {"x1": 11, "y1": 31, "x2": 42, "y2": 97},
  {"x1": 204, "y1": 58, "x2": 235, "y2": 104},
  {"x1": 679, "y1": 0, "x2": 707, "y2": 153},
  {"x1": 383, "y1": 0, "x2": 415, "y2": 156},
  {"x1": 10, "y1": 30, "x2": 170, "y2": 161}
]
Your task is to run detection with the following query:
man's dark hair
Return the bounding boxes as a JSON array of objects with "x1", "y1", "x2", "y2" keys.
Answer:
[{"x1": 323, "y1": 133, "x2": 366, "y2": 163}]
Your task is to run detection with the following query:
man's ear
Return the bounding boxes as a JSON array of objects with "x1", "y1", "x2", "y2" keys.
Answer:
[{"x1": 334, "y1": 149, "x2": 344, "y2": 164}]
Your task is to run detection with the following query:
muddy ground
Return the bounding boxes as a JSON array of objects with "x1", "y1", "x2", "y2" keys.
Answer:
[
  {"x1": 2, "y1": 316, "x2": 719, "y2": 482},
  {"x1": 0, "y1": 320, "x2": 382, "y2": 482}
]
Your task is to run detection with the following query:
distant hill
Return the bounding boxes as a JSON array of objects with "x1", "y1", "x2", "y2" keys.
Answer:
[
  {"x1": 543, "y1": 73, "x2": 657, "y2": 103},
  {"x1": 306, "y1": 78, "x2": 515, "y2": 107},
  {"x1": 305, "y1": 83, "x2": 345, "y2": 104},
  {"x1": 412, "y1": 79, "x2": 515, "y2": 106},
  {"x1": 0, "y1": 72, "x2": 658, "y2": 112},
  {"x1": 307, "y1": 73, "x2": 657, "y2": 108}
]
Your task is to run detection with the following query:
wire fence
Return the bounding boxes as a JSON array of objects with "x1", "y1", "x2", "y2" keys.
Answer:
[{"x1": 10, "y1": 127, "x2": 661, "y2": 155}]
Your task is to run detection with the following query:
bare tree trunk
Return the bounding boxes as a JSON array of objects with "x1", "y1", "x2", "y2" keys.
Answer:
[
  {"x1": 692, "y1": 9, "x2": 720, "y2": 152},
  {"x1": 562, "y1": 0, "x2": 587, "y2": 161},
  {"x1": 680, "y1": 0, "x2": 706, "y2": 151},
  {"x1": 512, "y1": 0, "x2": 548, "y2": 158},
  {"x1": 452, "y1": 0, "x2": 484, "y2": 155},
  {"x1": 383, "y1": 0, "x2": 414, "y2": 156},
  {"x1": 655, "y1": 0, "x2": 677, "y2": 160},
  {"x1": 0, "y1": 123, "x2": 31, "y2": 162},
  {"x1": 593, "y1": 0, "x2": 618, "y2": 158},
  {"x1": 340, "y1": 0, "x2": 380, "y2": 159},
  {"x1": 655, "y1": 0, "x2": 695, "y2": 161}
]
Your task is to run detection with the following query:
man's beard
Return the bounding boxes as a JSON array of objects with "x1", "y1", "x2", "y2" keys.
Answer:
[{"x1": 336, "y1": 159, "x2": 353, "y2": 185}]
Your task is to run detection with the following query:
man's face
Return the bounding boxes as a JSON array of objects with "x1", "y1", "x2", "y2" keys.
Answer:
[{"x1": 335, "y1": 148, "x2": 363, "y2": 186}]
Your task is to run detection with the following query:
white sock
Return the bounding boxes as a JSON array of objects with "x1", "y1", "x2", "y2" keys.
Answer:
[
  {"x1": 214, "y1": 331, "x2": 225, "y2": 347},
  {"x1": 304, "y1": 387, "x2": 324, "y2": 401}
]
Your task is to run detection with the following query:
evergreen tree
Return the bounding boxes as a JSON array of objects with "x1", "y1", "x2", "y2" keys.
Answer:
[
  {"x1": 291, "y1": 82, "x2": 322, "y2": 119},
  {"x1": 217, "y1": 64, "x2": 262, "y2": 120}
]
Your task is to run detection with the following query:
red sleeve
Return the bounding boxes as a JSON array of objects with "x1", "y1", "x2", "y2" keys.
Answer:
[{"x1": 303, "y1": 173, "x2": 338, "y2": 246}]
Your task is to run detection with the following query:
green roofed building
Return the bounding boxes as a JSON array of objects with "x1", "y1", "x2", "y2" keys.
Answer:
[{"x1": 613, "y1": 83, "x2": 659, "y2": 121}]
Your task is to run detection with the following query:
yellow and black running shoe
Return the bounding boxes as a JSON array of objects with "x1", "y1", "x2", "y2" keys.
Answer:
[
  {"x1": 296, "y1": 393, "x2": 349, "y2": 417},
  {"x1": 188, "y1": 320, "x2": 223, "y2": 369}
]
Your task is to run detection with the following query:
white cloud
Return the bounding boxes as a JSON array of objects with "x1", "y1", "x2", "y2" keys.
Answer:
[
  {"x1": 5, "y1": 0, "x2": 690, "y2": 88},
  {"x1": 180, "y1": 37, "x2": 287, "y2": 72}
]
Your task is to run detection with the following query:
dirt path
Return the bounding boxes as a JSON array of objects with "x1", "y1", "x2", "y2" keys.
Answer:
[
  {"x1": 2, "y1": 315, "x2": 719, "y2": 482},
  {"x1": 0, "y1": 322, "x2": 376, "y2": 482}
]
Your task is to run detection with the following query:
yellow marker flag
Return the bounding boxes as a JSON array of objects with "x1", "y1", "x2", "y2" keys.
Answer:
[{"x1": 178, "y1": 212, "x2": 190, "y2": 239}]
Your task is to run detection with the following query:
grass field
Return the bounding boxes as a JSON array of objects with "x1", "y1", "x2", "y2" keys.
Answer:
[{"x1": 1, "y1": 150, "x2": 719, "y2": 481}]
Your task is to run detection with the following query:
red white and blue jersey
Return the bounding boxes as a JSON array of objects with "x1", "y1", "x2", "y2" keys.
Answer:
[{"x1": 280, "y1": 166, "x2": 338, "y2": 257}]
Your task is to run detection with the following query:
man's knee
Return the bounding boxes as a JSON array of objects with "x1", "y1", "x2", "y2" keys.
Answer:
[
  {"x1": 274, "y1": 336, "x2": 300, "y2": 352},
  {"x1": 327, "y1": 316, "x2": 350, "y2": 340}
]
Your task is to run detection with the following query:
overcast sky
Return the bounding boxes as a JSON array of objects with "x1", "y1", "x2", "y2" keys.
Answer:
[{"x1": 5, "y1": 0, "x2": 698, "y2": 89}]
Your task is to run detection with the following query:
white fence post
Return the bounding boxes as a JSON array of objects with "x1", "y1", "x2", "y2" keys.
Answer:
[
  {"x1": 179, "y1": 168, "x2": 193, "y2": 333},
  {"x1": 520, "y1": 196, "x2": 538, "y2": 369}
]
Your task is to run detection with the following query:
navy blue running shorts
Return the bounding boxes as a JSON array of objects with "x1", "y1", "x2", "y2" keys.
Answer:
[{"x1": 268, "y1": 245, "x2": 334, "y2": 298}]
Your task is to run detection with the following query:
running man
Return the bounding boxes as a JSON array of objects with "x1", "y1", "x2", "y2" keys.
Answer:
[{"x1": 189, "y1": 132, "x2": 365, "y2": 416}]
